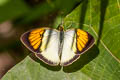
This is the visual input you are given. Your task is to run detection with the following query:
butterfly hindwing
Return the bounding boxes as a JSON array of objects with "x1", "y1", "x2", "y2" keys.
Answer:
[
  {"x1": 60, "y1": 29, "x2": 94, "y2": 66},
  {"x1": 20, "y1": 28, "x2": 60, "y2": 66}
]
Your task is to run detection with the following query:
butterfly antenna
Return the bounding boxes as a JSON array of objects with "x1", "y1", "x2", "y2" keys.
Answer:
[
  {"x1": 61, "y1": 15, "x2": 64, "y2": 28},
  {"x1": 66, "y1": 21, "x2": 73, "y2": 29},
  {"x1": 58, "y1": 15, "x2": 64, "y2": 30}
]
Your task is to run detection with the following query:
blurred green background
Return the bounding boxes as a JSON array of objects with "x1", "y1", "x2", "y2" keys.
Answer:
[
  {"x1": 0, "y1": 0, "x2": 81, "y2": 78},
  {"x1": 0, "y1": 0, "x2": 120, "y2": 80}
]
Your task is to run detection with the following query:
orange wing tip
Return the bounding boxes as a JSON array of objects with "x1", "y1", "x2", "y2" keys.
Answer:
[
  {"x1": 32, "y1": 41, "x2": 41, "y2": 50},
  {"x1": 76, "y1": 29, "x2": 94, "y2": 54},
  {"x1": 77, "y1": 40, "x2": 83, "y2": 51},
  {"x1": 78, "y1": 33, "x2": 94, "y2": 54},
  {"x1": 20, "y1": 31, "x2": 42, "y2": 53},
  {"x1": 76, "y1": 29, "x2": 89, "y2": 51},
  {"x1": 77, "y1": 29, "x2": 88, "y2": 36},
  {"x1": 29, "y1": 34, "x2": 40, "y2": 41},
  {"x1": 28, "y1": 28, "x2": 45, "y2": 50},
  {"x1": 31, "y1": 28, "x2": 44, "y2": 34}
]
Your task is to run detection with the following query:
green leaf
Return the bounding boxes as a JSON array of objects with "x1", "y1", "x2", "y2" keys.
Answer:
[
  {"x1": 16, "y1": 0, "x2": 80, "y2": 24},
  {"x1": 2, "y1": 0, "x2": 120, "y2": 80},
  {"x1": 0, "y1": 0, "x2": 30, "y2": 23}
]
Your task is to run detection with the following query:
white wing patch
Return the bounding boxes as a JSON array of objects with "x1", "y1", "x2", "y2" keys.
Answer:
[
  {"x1": 60, "y1": 30, "x2": 79, "y2": 66},
  {"x1": 36, "y1": 29, "x2": 60, "y2": 65}
]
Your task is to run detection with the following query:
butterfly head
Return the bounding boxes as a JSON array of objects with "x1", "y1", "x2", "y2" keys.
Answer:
[{"x1": 58, "y1": 24, "x2": 64, "y2": 31}]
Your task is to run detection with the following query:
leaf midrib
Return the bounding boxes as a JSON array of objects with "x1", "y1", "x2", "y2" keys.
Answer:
[
  {"x1": 89, "y1": 0, "x2": 120, "y2": 63},
  {"x1": 117, "y1": 0, "x2": 120, "y2": 11},
  {"x1": 64, "y1": 0, "x2": 120, "y2": 79}
]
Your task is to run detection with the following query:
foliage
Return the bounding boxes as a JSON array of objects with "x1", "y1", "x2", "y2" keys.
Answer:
[{"x1": 1, "y1": 0, "x2": 120, "y2": 80}]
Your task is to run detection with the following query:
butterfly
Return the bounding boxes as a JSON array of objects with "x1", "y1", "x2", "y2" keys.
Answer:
[{"x1": 20, "y1": 25, "x2": 94, "y2": 66}]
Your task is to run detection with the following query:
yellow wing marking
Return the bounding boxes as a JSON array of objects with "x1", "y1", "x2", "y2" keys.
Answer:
[
  {"x1": 31, "y1": 28, "x2": 44, "y2": 34},
  {"x1": 77, "y1": 29, "x2": 88, "y2": 36},
  {"x1": 33, "y1": 41, "x2": 40, "y2": 49},
  {"x1": 77, "y1": 39, "x2": 83, "y2": 51},
  {"x1": 29, "y1": 33, "x2": 40, "y2": 39},
  {"x1": 31, "y1": 38, "x2": 41, "y2": 46},
  {"x1": 77, "y1": 29, "x2": 88, "y2": 51},
  {"x1": 28, "y1": 28, "x2": 45, "y2": 50},
  {"x1": 29, "y1": 34, "x2": 40, "y2": 42}
]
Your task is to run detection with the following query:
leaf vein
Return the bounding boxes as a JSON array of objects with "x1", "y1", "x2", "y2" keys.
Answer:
[
  {"x1": 117, "y1": 0, "x2": 120, "y2": 11},
  {"x1": 89, "y1": 26, "x2": 120, "y2": 63},
  {"x1": 99, "y1": 56, "x2": 113, "y2": 80},
  {"x1": 108, "y1": 66, "x2": 120, "y2": 80}
]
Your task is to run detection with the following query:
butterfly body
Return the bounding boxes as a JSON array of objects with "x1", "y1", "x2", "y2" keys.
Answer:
[{"x1": 20, "y1": 25, "x2": 94, "y2": 66}]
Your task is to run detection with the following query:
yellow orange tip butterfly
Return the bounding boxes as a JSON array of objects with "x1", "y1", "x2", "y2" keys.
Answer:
[{"x1": 20, "y1": 25, "x2": 95, "y2": 66}]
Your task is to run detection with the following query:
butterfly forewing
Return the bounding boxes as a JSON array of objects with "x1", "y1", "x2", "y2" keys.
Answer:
[
  {"x1": 20, "y1": 28, "x2": 60, "y2": 66},
  {"x1": 76, "y1": 29, "x2": 94, "y2": 53}
]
